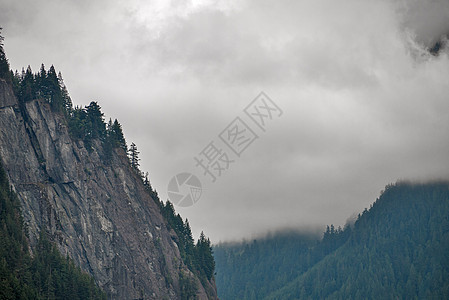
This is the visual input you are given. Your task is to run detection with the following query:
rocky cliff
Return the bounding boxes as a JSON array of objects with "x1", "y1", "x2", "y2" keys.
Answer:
[{"x1": 0, "y1": 78, "x2": 217, "y2": 299}]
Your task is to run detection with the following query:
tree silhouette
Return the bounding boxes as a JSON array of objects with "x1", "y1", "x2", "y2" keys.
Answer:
[{"x1": 128, "y1": 142, "x2": 140, "y2": 173}]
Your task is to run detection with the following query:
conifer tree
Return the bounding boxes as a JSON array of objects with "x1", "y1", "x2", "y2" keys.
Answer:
[
  {"x1": 128, "y1": 142, "x2": 140, "y2": 173},
  {"x1": 58, "y1": 72, "x2": 73, "y2": 115},
  {"x1": 196, "y1": 231, "x2": 215, "y2": 280},
  {"x1": 85, "y1": 101, "x2": 105, "y2": 139},
  {"x1": 20, "y1": 66, "x2": 35, "y2": 103},
  {"x1": 47, "y1": 65, "x2": 64, "y2": 111},
  {"x1": 108, "y1": 119, "x2": 126, "y2": 151},
  {"x1": 0, "y1": 28, "x2": 10, "y2": 82},
  {"x1": 36, "y1": 64, "x2": 47, "y2": 99},
  {"x1": 143, "y1": 172, "x2": 152, "y2": 191}
]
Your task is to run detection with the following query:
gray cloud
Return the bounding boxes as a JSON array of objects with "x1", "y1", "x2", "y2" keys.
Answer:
[
  {"x1": 396, "y1": 0, "x2": 449, "y2": 47},
  {"x1": 1, "y1": 0, "x2": 449, "y2": 242}
]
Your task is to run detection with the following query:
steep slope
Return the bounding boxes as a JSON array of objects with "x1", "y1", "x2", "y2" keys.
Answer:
[
  {"x1": 214, "y1": 227, "x2": 349, "y2": 299},
  {"x1": 0, "y1": 159, "x2": 106, "y2": 299},
  {"x1": 214, "y1": 232, "x2": 318, "y2": 299},
  {"x1": 0, "y1": 77, "x2": 217, "y2": 299},
  {"x1": 269, "y1": 182, "x2": 449, "y2": 299},
  {"x1": 215, "y1": 182, "x2": 449, "y2": 299}
]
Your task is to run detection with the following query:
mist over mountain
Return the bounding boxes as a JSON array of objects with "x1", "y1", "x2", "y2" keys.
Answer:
[
  {"x1": 215, "y1": 181, "x2": 449, "y2": 299},
  {"x1": 1, "y1": 0, "x2": 449, "y2": 299},
  {"x1": 2, "y1": 0, "x2": 449, "y2": 242}
]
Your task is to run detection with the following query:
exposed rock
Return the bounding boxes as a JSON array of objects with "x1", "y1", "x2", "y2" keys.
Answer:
[{"x1": 0, "y1": 79, "x2": 217, "y2": 299}]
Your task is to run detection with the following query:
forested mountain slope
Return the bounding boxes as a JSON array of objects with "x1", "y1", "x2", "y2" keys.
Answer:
[
  {"x1": 0, "y1": 29, "x2": 216, "y2": 299},
  {"x1": 215, "y1": 182, "x2": 449, "y2": 299}
]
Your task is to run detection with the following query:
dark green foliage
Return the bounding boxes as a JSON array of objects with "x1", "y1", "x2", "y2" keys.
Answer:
[
  {"x1": 46, "y1": 65, "x2": 65, "y2": 112},
  {"x1": 142, "y1": 172, "x2": 161, "y2": 207},
  {"x1": 128, "y1": 142, "x2": 141, "y2": 174},
  {"x1": 0, "y1": 28, "x2": 11, "y2": 83},
  {"x1": 68, "y1": 101, "x2": 106, "y2": 150},
  {"x1": 160, "y1": 200, "x2": 215, "y2": 291},
  {"x1": 17, "y1": 66, "x2": 36, "y2": 103},
  {"x1": 107, "y1": 118, "x2": 127, "y2": 151},
  {"x1": 67, "y1": 102, "x2": 127, "y2": 158},
  {"x1": 0, "y1": 154, "x2": 36, "y2": 299},
  {"x1": 30, "y1": 232, "x2": 106, "y2": 300},
  {"x1": 0, "y1": 159, "x2": 106, "y2": 299},
  {"x1": 142, "y1": 172, "x2": 162, "y2": 207},
  {"x1": 215, "y1": 182, "x2": 449, "y2": 299},
  {"x1": 68, "y1": 106, "x2": 88, "y2": 139},
  {"x1": 161, "y1": 201, "x2": 196, "y2": 269},
  {"x1": 214, "y1": 231, "x2": 329, "y2": 300},
  {"x1": 179, "y1": 270, "x2": 198, "y2": 300},
  {"x1": 274, "y1": 182, "x2": 449, "y2": 299},
  {"x1": 195, "y1": 232, "x2": 215, "y2": 281},
  {"x1": 78, "y1": 101, "x2": 106, "y2": 150},
  {"x1": 85, "y1": 101, "x2": 106, "y2": 139},
  {"x1": 58, "y1": 72, "x2": 73, "y2": 116},
  {"x1": 12, "y1": 64, "x2": 68, "y2": 114},
  {"x1": 143, "y1": 172, "x2": 151, "y2": 191}
]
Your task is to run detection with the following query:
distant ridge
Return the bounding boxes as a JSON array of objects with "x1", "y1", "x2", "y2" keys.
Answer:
[{"x1": 215, "y1": 181, "x2": 449, "y2": 299}]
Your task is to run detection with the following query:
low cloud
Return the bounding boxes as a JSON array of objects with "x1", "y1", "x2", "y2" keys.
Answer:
[{"x1": 1, "y1": 0, "x2": 449, "y2": 242}]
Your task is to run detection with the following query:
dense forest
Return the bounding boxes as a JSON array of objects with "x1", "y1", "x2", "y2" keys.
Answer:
[
  {"x1": 0, "y1": 28, "x2": 215, "y2": 297},
  {"x1": 214, "y1": 182, "x2": 449, "y2": 299}
]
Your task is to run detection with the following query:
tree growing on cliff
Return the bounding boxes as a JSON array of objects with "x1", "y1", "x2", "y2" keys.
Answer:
[
  {"x1": 128, "y1": 142, "x2": 140, "y2": 173},
  {"x1": 85, "y1": 101, "x2": 106, "y2": 139},
  {"x1": 196, "y1": 231, "x2": 215, "y2": 281},
  {"x1": 58, "y1": 71, "x2": 73, "y2": 116},
  {"x1": 47, "y1": 65, "x2": 65, "y2": 112},
  {"x1": 0, "y1": 28, "x2": 10, "y2": 82},
  {"x1": 107, "y1": 119, "x2": 127, "y2": 151}
]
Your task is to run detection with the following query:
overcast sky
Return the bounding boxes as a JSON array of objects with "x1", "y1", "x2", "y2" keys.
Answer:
[{"x1": 2, "y1": 0, "x2": 449, "y2": 243}]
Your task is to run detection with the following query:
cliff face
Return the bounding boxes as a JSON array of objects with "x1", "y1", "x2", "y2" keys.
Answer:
[{"x1": 0, "y1": 79, "x2": 217, "y2": 299}]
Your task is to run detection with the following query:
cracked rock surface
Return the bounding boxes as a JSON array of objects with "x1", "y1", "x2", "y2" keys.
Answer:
[{"x1": 0, "y1": 79, "x2": 217, "y2": 299}]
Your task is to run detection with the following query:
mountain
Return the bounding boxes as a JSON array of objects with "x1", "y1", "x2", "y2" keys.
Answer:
[
  {"x1": 0, "y1": 32, "x2": 217, "y2": 299},
  {"x1": 0, "y1": 159, "x2": 106, "y2": 299},
  {"x1": 214, "y1": 182, "x2": 449, "y2": 299}
]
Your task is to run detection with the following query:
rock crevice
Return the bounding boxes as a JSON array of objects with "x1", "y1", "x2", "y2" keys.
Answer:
[{"x1": 0, "y1": 79, "x2": 217, "y2": 299}]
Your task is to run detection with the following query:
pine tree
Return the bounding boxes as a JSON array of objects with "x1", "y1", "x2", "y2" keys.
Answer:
[
  {"x1": 36, "y1": 64, "x2": 47, "y2": 99},
  {"x1": 47, "y1": 65, "x2": 64, "y2": 112},
  {"x1": 85, "y1": 101, "x2": 105, "y2": 139},
  {"x1": 58, "y1": 72, "x2": 73, "y2": 115},
  {"x1": 143, "y1": 172, "x2": 152, "y2": 191},
  {"x1": 196, "y1": 231, "x2": 215, "y2": 281},
  {"x1": 20, "y1": 66, "x2": 35, "y2": 103},
  {"x1": 128, "y1": 142, "x2": 140, "y2": 173},
  {"x1": 0, "y1": 28, "x2": 10, "y2": 82},
  {"x1": 108, "y1": 119, "x2": 126, "y2": 151}
]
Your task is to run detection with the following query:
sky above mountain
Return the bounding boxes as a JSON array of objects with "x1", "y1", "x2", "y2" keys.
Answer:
[{"x1": 2, "y1": 0, "x2": 449, "y2": 242}]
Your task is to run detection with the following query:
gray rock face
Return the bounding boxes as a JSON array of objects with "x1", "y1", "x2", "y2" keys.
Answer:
[{"x1": 0, "y1": 79, "x2": 217, "y2": 299}]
